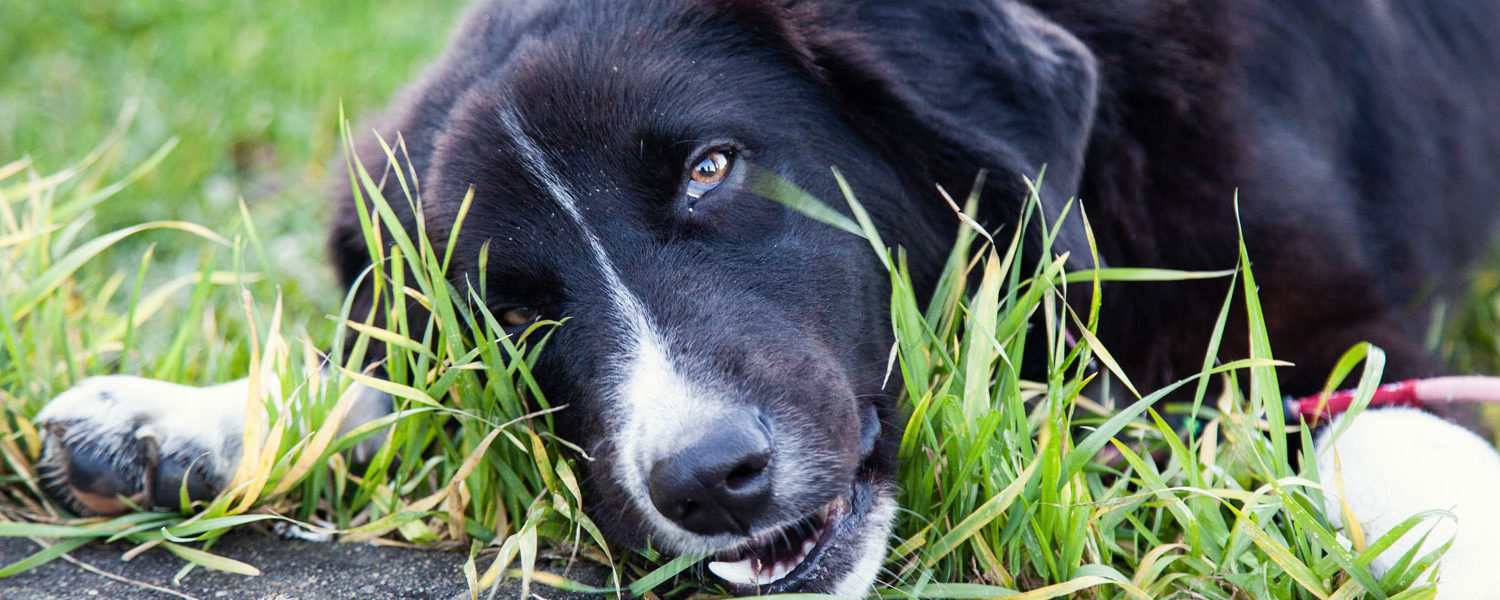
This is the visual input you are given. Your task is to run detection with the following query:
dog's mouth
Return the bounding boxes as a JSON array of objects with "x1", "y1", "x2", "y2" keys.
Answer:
[
  {"x1": 700, "y1": 401, "x2": 888, "y2": 594},
  {"x1": 706, "y1": 493, "x2": 850, "y2": 587}
]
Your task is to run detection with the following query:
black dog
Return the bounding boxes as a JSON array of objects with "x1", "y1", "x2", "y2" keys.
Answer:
[{"x1": 36, "y1": 0, "x2": 1500, "y2": 596}]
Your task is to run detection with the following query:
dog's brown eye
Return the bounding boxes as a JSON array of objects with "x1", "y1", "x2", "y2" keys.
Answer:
[
  {"x1": 691, "y1": 152, "x2": 730, "y2": 184},
  {"x1": 686, "y1": 151, "x2": 732, "y2": 198},
  {"x1": 502, "y1": 306, "x2": 540, "y2": 327}
]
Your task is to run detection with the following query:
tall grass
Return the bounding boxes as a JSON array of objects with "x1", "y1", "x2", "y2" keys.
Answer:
[
  {"x1": 763, "y1": 171, "x2": 1450, "y2": 599},
  {"x1": 0, "y1": 123, "x2": 1454, "y2": 599}
]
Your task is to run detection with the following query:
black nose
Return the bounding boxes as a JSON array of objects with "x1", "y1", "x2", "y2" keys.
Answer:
[{"x1": 648, "y1": 412, "x2": 774, "y2": 535}]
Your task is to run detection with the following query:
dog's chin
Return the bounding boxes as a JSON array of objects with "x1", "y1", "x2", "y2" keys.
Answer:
[{"x1": 703, "y1": 475, "x2": 894, "y2": 597}]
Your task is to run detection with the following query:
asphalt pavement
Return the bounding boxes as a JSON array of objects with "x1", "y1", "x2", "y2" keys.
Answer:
[{"x1": 0, "y1": 532, "x2": 595, "y2": 600}]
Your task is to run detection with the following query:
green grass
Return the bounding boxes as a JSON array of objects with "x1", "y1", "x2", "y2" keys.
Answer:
[
  {"x1": 769, "y1": 172, "x2": 1453, "y2": 599},
  {"x1": 0, "y1": 0, "x2": 469, "y2": 307},
  {"x1": 3, "y1": 3, "x2": 1495, "y2": 597},
  {"x1": 0, "y1": 133, "x2": 1461, "y2": 598}
]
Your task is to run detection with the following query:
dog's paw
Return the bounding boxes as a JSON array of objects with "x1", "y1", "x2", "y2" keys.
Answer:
[
  {"x1": 1314, "y1": 408, "x2": 1500, "y2": 599},
  {"x1": 35, "y1": 376, "x2": 248, "y2": 515}
]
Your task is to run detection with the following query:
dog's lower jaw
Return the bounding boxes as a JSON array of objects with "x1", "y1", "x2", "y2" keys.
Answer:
[
  {"x1": 831, "y1": 491, "x2": 896, "y2": 599},
  {"x1": 699, "y1": 477, "x2": 895, "y2": 598}
]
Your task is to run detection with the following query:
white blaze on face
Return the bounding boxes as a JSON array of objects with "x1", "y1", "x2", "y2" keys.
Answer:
[{"x1": 497, "y1": 109, "x2": 729, "y2": 549}]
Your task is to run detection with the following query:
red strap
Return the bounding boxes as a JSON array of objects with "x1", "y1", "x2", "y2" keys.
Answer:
[{"x1": 1285, "y1": 380, "x2": 1420, "y2": 424}]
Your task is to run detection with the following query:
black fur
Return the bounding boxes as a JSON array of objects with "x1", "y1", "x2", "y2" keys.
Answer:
[{"x1": 327, "y1": 0, "x2": 1500, "y2": 593}]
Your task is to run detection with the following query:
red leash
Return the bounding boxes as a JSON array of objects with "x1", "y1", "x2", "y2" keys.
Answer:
[{"x1": 1283, "y1": 376, "x2": 1500, "y2": 424}]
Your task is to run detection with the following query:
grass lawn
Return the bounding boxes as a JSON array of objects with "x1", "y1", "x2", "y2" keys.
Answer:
[
  {"x1": 4, "y1": 2, "x2": 1498, "y2": 598},
  {"x1": 1, "y1": 0, "x2": 470, "y2": 309}
]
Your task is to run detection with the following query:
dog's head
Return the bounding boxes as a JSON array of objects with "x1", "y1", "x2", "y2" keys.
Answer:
[{"x1": 333, "y1": 0, "x2": 1097, "y2": 595}]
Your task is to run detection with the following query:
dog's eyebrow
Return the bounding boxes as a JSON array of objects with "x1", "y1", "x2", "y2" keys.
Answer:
[
  {"x1": 496, "y1": 110, "x2": 629, "y2": 291},
  {"x1": 494, "y1": 107, "x2": 664, "y2": 349}
]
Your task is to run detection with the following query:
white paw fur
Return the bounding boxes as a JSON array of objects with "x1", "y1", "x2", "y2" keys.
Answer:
[
  {"x1": 36, "y1": 373, "x2": 390, "y2": 514},
  {"x1": 38, "y1": 375, "x2": 249, "y2": 491}
]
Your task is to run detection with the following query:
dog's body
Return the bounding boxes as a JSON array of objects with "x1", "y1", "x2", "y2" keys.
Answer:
[{"x1": 33, "y1": 0, "x2": 1500, "y2": 597}]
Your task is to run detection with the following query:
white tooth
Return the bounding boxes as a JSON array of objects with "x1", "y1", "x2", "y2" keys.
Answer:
[
  {"x1": 709, "y1": 559, "x2": 760, "y2": 587},
  {"x1": 802, "y1": 538, "x2": 816, "y2": 554},
  {"x1": 766, "y1": 562, "x2": 789, "y2": 583}
]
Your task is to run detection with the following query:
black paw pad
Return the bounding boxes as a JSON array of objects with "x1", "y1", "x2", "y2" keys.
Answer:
[{"x1": 40, "y1": 422, "x2": 222, "y2": 515}]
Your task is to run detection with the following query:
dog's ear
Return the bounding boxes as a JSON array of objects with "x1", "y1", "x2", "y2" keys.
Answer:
[{"x1": 791, "y1": 0, "x2": 1100, "y2": 264}]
